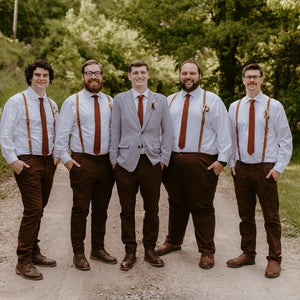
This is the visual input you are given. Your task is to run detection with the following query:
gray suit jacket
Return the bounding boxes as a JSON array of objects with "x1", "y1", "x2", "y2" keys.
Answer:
[{"x1": 110, "y1": 89, "x2": 173, "y2": 172}]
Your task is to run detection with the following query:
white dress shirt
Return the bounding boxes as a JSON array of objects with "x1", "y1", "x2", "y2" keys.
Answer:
[
  {"x1": 0, "y1": 87, "x2": 58, "y2": 164},
  {"x1": 228, "y1": 91, "x2": 292, "y2": 173},
  {"x1": 54, "y1": 89, "x2": 112, "y2": 164},
  {"x1": 168, "y1": 87, "x2": 231, "y2": 162}
]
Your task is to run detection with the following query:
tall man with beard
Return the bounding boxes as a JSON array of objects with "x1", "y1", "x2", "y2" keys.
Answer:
[
  {"x1": 55, "y1": 60, "x2": 116, "y2": 271},
  {"x1": 155, "y1": 60, "x2": 231, "y2": 269}
]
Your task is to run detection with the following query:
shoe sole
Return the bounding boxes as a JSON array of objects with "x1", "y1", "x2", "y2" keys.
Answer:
[
  {"x1": 265, "y1": 272, "x2": 280, "y2": 278},
  {"x1": 156, "y1": 246, "x2": 181, "y2": 256},
  {"x1": 32, "y1": 262, "x2": 57, "y2": 267},
  {"x1": 227, "y1": 261, "x2": 255, "y2": 268},
  {"x1": 199, "y1": 264, "x2": 214, "y2": 269},
  {"x1": 90, "y1": 255, "x2": 118, "y2": 264},
  {"x1": 74, "y1": 265, "x2": 91, "y2": 271},
  {"x1": 144, "y1": 257, "x2": 164, "y2": 267},
  {"x1": 15, "y1": 268, "x2": 43, "y2": 281}
]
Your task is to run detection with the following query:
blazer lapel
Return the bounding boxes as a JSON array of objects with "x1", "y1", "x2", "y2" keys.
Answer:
[
  {"x1": 142, "y1": 91, "x2": 154, "y2": 129},
  {"x1": 127, "y1": 91, "x2": 141, "y2": 128}
]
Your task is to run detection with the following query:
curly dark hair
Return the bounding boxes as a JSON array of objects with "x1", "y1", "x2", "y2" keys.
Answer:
[{"x1": 24, "y1": 59, "x2": 55, "y2": 86}]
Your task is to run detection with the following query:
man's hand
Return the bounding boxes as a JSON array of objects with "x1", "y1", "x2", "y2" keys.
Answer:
[
  {"x1": 207, "y1": 161, "x2": 224, "y2": 176},
  {"x1": 230, "y1": 167, "x2": 236, "y2": 176},
  {"x1": 112, "y1": 163, "x2": 117, "y2": 170},
  {"x1": 53, "y1": 157, "x2": 60, "y2": 166},
  {"x1": 160, "y1": 162, "x2": 165, "y2": 170},
  {"x1": 266, "y1": 169, "x2": 281, "y2": 182},
  {"x1": 64, "y1": 159, "x2": 80, "y2": 171},
  {"x1": 10, "y1": 160, "x2": 30, "y2": 175}
]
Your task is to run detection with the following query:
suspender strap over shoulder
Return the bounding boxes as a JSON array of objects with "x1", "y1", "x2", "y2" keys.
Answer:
[
  {"x1": 262, "y1": 97, "x2": 271, "y2": 162},
  {"x1": 198, "y1": 90, "x2": 207, "y2": 152},
  {"x1": 76, "y1": 93, "x2": 85, "y2": 152},
  {"x1": 21, "y1": 92, "x2": 32, "y2": 154}
]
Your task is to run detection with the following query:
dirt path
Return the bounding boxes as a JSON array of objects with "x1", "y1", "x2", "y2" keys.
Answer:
[{"x1": 0, "y1": 164, "x2": 299, "y2": 300}]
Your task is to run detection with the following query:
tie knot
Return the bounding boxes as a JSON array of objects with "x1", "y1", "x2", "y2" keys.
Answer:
[
  {"x1": 92, "y1": 95, "x2": 99, "y2": 100},
  {"x1": 185, "y1": 94, "x2": 190, "y2": 100},
  {"x1": 250, "y1": 99, "x2": 255, "y2": 104},
  {"x1": 39, "y1": 97, "x2": 44, "y2": 102},
  {"x1": 138, "y1": 95, "x2": 144, "y2": 102}
]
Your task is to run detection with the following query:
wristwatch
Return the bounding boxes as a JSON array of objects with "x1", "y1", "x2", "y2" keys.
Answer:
[{"x1": 218, "y1": 161, "x2": 227, "y2": 167}]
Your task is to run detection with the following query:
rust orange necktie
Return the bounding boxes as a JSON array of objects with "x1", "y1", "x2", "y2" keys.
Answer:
[
  {"x1": 247, "y1": 99, "x2": 255, "y2": 155},
  {"x1": 39, "y1": 98, "x2": 49, "y2": 156},
  {"x1": 93, "y1": 95, "x2": 101, "y2": 155},
  {"x1": 178, "y1": 94, "x2": 190, "y2": 149},
  {"x1": 138, "y1": 95, "x2": 144, "y2": 127}
]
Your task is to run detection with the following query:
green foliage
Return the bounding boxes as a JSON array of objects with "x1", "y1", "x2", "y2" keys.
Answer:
[{"x1": 0, "y1": 32, "x2": 33, "y2": 106}]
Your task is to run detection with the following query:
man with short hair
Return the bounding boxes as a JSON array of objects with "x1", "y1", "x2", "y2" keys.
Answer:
[
  {"x1": 55, "y1": 59, "x2": 116, "y2": 271},
  {"x1": 110, "y1": 60, "x2": 173, "y2": 271},
  {"x1": 227, "y1": 63, "x2": 292, "y2": 278},
  {"x1": 155, "y1": 60, "x2": 231, "y2": 269},
  {"x1": 0, "y1": 59, "x2": 59, "y2": 280}
]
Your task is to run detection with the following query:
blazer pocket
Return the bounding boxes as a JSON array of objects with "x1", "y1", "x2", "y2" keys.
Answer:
[{"x1": 118, "y1": 144, "x2": 130, "y2": 149}]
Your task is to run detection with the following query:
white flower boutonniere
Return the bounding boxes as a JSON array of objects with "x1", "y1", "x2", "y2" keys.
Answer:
[
  {"x1": 151, "y1": 101, "x2": 156, "y2": 110},
  {"x1": 52, "y1": 106, "x2": 58, "y2": 114},
  {"x1": 202, "y1": 104, "x2": 209, "y2": 112}
]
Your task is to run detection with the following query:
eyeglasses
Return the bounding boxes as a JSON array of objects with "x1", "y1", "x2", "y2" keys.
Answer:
[
  {"x1": 244, "y1": 75, "x2": 261, "y2": 80},
  {"x1": 83, "y1": 71, "x2": 103, "y2": 77}
]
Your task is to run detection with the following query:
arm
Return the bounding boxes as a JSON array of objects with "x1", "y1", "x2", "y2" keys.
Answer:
[
  {"x1": 160, "y1": 96, "x2": 173, "y2": 167},
  {"x1": 109, "y1": 95, "x2": 121, "y2": 165}
]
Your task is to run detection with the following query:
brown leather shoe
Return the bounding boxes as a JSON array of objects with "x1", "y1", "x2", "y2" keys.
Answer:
[
  {"x1": 155, "y1": 242, "x2": 181, "y2": 256},
  {"x1": 32, "y1": 254, "x2": 56, "y2": 267},
  {"x1": 144, "y1": 249, "x2": 164, "y2": 267},
  {"x1": 120, "y1": 253, "x2": 136, "y2": 271},
  {"x1": 15, "y1": 262, "x2": 43, "y2": 280},
  {"x1": 265, "y1": 260, "x2": 281, "y2": 278},
  {"x1": 90, "y1": 249, "x2": 117, "y2": 264},
  {"x1": 73, "y1": 254, "x2": 90, "y2": 271},
  {"x1": 199, "y1": 253, "x2": 214, "y2": 269},
  {"x1": 226, "y1": 253, "x2": 255, "y2": 268}
]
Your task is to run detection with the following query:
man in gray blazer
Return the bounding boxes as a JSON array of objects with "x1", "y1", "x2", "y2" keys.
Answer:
[{"x1": 110, "y1": 60, "x2": 173, "y2": 271}]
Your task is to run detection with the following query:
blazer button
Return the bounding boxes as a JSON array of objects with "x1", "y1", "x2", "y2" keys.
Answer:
[
  {"x1": 138, "y1": 146, "x2": 140, "y2": 149},
  {"x1": 141, "y1": 131, "x2": 144, "y2": 134}
]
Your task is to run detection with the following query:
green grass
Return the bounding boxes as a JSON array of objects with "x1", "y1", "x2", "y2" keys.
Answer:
[{"x1": 278, "y1": 163, "x2": 300, "y2": 237}]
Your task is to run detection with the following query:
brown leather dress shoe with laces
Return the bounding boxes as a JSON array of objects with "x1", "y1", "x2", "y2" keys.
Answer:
[
  {"x1": 226, "y1": 253, "x2": 255, "y2": 268},
  {"x1": 155, "y1": 242, "x2": 181, "y2": 256},
  {"x1": 199, "y1": 253, "x2": 214, "y2": 269},
  {"x1": 120, "y1": 253, "x2": 136, "y2": 271},
  {"x1": 16, "y1": 262, "x2": 43, "y2": 280},
  {"x1": 73, "y1": 254, "x2": 90, "y2": 271},
  {"x1": 90, "y1": 249, "x2": 117, "y2": 264},
  {"x1": 144, "y1": 249, "x2": 164, "y2": 267},
  {"x1": 265, "y1": 260, "x2": 281, "y2": 278},
  {"x1": 32, "y1": 254, "x2": 56, "y2": 267}
]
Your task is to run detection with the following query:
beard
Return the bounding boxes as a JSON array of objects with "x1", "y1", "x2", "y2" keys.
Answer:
[
  {"x1": 180, "y1": 78, "x2": 200, "y2": 93},
  {"x1": 84, "y1": 79, "x2": 103, "y2": 93}
]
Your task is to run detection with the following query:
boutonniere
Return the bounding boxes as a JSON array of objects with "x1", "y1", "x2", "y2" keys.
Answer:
[
  {"x1": 52, "y1": 106, "x2": 58, "y2": 114},
  {"x1": 108, "y1": 102, "x2": 112, "y2": 110},
  {"x1": 151, "y1": 101, "x2": 156, "y2": 110},
  {"x1": 202, "y1": 104, "x2": 209, "y2": 112},
  {"x1": 264, "y1": 110, "x2": 270, "y2": 119}
]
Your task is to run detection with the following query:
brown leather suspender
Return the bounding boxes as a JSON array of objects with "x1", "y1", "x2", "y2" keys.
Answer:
[
  {"x1": 169, "y1": 91, "x2": 207, "y2": 152},
  {"x1": 21, "y1": 92, "x2": 55, "y2": 154},
  {"x1": 235, "y1": 97, "x2": 271, "y2": 161},
  {"x1": 76, "y1": 93, "x2": 111, "y2": 152},
  {"x1": 198, "y1": 91, "x2": 207, "y2": 152}
]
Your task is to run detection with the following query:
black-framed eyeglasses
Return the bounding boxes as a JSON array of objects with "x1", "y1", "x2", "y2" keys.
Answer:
[
  {"x1": 83, "y1": 71, "x2": 103, "y2": 77},
  {"x1": 244, "y1": 75, "x2": 261, "y2": 80}
]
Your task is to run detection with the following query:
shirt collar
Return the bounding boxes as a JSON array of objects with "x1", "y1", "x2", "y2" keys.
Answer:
[
  {"x1": 83, "y1": 88, "x2": 102, "y2": 99},
  {"x1": 181, "y1": 86, "x2": 202, "y2": 99},
  {"x1": 28, "y1": 86, "x2": 47, "y2": 100},
  {"x1": 245, "y1": 91, "x2": 264, "y2": 103},
  {"x1": 132, "y1": 88, "x2": 149, "y2": 99}
]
